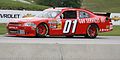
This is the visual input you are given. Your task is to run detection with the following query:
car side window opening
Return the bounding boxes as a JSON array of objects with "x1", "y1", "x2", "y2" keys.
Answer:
[
  {"x1": 61, "y1": 11, "x2": 77, "y2": 19},
  {"x1": 79, "y1": 11, "x2": 90, "y2": 18}
]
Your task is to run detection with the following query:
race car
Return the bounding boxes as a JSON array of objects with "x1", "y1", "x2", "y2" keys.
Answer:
[{"x1": 7, "y1": 7, "x2": 113, "y2": 38}]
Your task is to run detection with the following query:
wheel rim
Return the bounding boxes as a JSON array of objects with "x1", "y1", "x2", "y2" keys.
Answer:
[
  {"x1": 88, "y1": 27, "x2": 97, "y2": 37},
  {"x1": 38, "y1": 25, "x2": 47, "y2": 35}
]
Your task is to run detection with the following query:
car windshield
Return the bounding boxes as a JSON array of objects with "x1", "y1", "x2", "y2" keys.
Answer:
[{"x1": 39, "y1": 11, "x2": 60, "y2": 18}]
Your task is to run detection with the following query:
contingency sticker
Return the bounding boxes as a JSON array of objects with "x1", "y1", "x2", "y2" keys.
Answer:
[{"x1": 48, "y1": 19, "x2": 62, "y2": 30}]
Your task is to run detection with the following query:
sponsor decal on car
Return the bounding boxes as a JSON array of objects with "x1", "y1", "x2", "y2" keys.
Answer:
[
  {"x1": 79, "y1": 18, "x2": 105, "y2": 24},
  {"x1": 9, "y1": 26, "x2": 18, "y2": 29},
  {"x1": 48, "y1": 19, "x2": 62, "y2": 29}
]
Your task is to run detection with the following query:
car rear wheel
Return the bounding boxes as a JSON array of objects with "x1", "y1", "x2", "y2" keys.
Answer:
[
  {"x1": 36, "y1": 23, "x2": 48, "y2": 37},
  {"x1": 85, "y1": 24, "x2": 98, "y2": 38}
]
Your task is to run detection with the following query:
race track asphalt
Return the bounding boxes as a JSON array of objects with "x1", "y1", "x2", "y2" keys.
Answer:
[{"x1": 0, "y1": 35, "x2": 120, "y2": 60}]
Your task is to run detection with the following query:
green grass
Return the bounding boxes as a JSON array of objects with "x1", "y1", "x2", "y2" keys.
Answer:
[
  {"x1": 82, "y1": 0, "x2": 120, "y2": 13},
  {"x1": 99, "y1": 26, "x2": 120, "y2": 36},
  {"x1": 0, "y1": 24, "x2": 7, "y2": 35},
  {"x1": 0, "y1": 0, "x2": 49, "y2": 10},
  {"x1": 0, "y1": 24, "x2": 120, "y2": 36}
]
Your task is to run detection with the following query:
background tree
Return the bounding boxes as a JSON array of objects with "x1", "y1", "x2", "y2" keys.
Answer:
[{"x1": 34, "y1": 0, "x2": 83, "y2": 8}]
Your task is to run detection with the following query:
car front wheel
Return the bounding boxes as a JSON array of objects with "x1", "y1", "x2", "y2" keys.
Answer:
[{"x1": 36, "y1": 23, "x2": 48, "y2": 37}]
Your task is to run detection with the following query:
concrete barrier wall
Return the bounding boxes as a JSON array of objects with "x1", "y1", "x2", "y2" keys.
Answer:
[{"x1": 0, "y1": 43, "x2": 120, "y2": 60}]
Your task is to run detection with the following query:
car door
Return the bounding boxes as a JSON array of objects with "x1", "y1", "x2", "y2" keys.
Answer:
[
  {"x1": 49, "y1": 10, "x2": 77, "y2": 36},
  {"x1": 61, "y1": 10, "x2": 78, "y2": 36}
]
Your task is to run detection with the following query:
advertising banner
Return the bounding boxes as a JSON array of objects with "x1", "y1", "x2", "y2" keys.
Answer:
[
  {"x1": 0, "y1": 10, "x2": 42, "y2": 23},
  {"x1": 110, "y1": 13, "x2": 120, "y2": 25},
  {"x1": 0, "y1": 10, "x2": 120, "y2": 25}
]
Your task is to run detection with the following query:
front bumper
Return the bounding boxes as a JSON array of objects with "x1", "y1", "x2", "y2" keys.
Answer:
[{"x1": 7, "y1": 26, "x2": 36, "y2": 37}]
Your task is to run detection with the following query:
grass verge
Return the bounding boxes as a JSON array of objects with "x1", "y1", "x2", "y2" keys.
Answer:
[
  {"x1": 99, "y1": 26, "x2": 120, "y2": 36},
  {"x1": 82, "y1": 0, "x2": 120, "y2": 13},
  {"x1": 0, "y1": 0, "x2": 49, "y2": 11},
  {"x1": 0, "y1": 24, "x2": 7, "y2": 35}
]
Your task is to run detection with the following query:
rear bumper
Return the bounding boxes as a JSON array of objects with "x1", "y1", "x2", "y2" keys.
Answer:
[{"x1": 99, "y1": 27, "x2": 113, "y2": 32}]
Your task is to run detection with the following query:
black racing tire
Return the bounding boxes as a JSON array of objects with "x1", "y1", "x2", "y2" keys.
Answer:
[
  {"x1": 85, "y1": 24, "x2": 98, "y2": 38},
  {"x1": 66, "y1": 35, "x2": 73, "y2": 38},
  {"x1": 36, "y1": 23, "x2": 48, "y2": 37}
]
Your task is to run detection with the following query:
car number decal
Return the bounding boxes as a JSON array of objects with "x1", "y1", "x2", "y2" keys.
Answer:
[{"x1": 63, "y1": 20, "x2": 77, "y2": 33}]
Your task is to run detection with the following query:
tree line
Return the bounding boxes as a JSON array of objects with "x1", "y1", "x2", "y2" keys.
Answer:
[{"x1": 34, "y1": 0, "x2": 83, "y2": 8}]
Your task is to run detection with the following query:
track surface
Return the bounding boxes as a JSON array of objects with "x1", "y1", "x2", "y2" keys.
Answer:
[
  {"x1": 0, "y1": 36, "x2": 120, "y2": 60},
  {"x1": 0, "y1": 35, "x2": 120, "y2": 44}
]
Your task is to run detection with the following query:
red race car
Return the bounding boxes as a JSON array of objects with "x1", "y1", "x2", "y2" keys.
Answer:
[{"x1": 7, "y1": 8, "x2": 113, "y2": 38}]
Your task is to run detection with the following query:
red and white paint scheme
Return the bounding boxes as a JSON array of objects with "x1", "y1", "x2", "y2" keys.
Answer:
[{"x1": 7, "y1": 8, "x2": 113, "y2": 38}]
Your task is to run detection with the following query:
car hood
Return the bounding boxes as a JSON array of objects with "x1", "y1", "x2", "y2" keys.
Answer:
[{"x1": 9, "y1": 17, "x2": 51, "y2": 23}]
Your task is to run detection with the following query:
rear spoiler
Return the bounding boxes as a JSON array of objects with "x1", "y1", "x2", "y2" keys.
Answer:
[{"x1": 94, "y1": 12, "x2": 111, "y2": 17}]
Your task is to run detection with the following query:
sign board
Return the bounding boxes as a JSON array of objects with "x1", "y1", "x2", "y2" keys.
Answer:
[
  {"x1": 0, "y1": 10, "x2": 120, "y2": 25},
  {"x1": 0, "y1": 10, "x2": 42, "y2": 23},
  {"x1": 110, "y1": 13, "x2": 120, "y2": 25}
]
